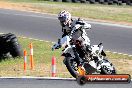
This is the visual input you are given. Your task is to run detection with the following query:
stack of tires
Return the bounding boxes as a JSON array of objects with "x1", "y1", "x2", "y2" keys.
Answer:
[
  {"x1": 0, "y1": 33, "x2": 23, "y2": 59},
  {"x1": 97, "y1": 0, "x2": 122, "y2": 5},
  {"x1": 50, "y1": 0, "x2": 132, "y2": 6},
  {"x1": 122, "y1": 0, "x2": 132, "y2": 5}
]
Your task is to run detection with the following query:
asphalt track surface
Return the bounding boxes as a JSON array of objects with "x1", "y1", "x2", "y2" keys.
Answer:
[
  {"x1": 0, "y1": 78, "x2": 131, "y2": 88},
  {"x1": 0, "y1": 9, "x2": 132, "y2": 55}
]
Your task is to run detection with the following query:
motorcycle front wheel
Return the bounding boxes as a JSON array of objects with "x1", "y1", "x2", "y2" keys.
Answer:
[{"x1": 65, "y1": 57, "x2": 79, "y2": 78}]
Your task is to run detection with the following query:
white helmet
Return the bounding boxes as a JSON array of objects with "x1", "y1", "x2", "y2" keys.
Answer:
[{"x1": 58, "y1": 10, "x2": 71, "y2": 26}]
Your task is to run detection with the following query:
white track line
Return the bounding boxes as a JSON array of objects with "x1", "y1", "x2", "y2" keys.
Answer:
[
  {"x1": 105, "y1": 51, "x2": 132, "y2": 57},
  {"x1": 0, "y1": 77, "x2": 76, "y2": 80},
  {"x1": 0, "y1": 77, "x2": 131, "y2": 81}
]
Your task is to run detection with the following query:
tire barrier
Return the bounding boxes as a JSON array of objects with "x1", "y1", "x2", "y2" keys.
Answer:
[
  {"x1": 0, "y1": 33, "x2": 23, "y2": 60},
  {"x1": 50, "y1": 0, "x2": 132, "y2": 6}
]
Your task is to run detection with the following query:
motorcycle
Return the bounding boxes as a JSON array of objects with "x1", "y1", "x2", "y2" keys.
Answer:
[{"x1": 52, "y1": 28, "x2": 116, "y2": 78}]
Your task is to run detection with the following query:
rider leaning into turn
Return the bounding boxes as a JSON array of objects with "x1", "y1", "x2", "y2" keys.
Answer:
[{"x1": 52, "y1": 11, "x2": 116, "y2": 75}]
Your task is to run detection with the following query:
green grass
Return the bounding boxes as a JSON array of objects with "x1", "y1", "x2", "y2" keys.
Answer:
[
  {"x1": 0, "y1": 37, "x2": 72, "y2": 77},
  {"x1": 3, "y1": 0, "x2": 132, "y2": 23},
  {"x1": 0, "y1": 37, "x2": 132, "y2": 77}
]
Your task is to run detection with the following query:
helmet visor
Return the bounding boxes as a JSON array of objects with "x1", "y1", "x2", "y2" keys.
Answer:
[
  {"x1": 58, "y1": 17, "x2": 68, "y2": 26},
  {"x1": 58, "y1": 17, "x2": 66, "y2": 22}
]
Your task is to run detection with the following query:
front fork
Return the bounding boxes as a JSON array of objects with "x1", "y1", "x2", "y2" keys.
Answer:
[{"x1": 72, "y1": 47, "x2": 82, "y2": 66}]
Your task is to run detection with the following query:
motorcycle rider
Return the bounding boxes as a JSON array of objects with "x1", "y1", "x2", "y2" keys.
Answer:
[{"x1": 52, "y1": 10, "x2": 91, "y2": 49}]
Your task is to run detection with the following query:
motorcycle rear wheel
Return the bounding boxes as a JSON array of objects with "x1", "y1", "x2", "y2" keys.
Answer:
[{"x1": 100, "y1": 58, "x2": 116, "y2": 74}]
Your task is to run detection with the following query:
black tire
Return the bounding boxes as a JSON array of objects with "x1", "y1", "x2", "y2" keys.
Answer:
[
  {"x1": 0, "y1": 33, "x2": 23, "y2": 59},
  {"x1": 77, "y1": 76, "x2": 87, "y2": 85},
  {"x1": 9, "y1": 41, "x2": 23, "y2": 57},
  {"x1": 80, "y1": 0, "x2": 87, "y2": 3},
  {"x1": 99, "y1": 0, "x2": 105, "y2": 4},
  {"x1": 5, "y1": 33, "x2": 17, "y2": 42},
  {"x1": 118, "y1": 1, "x2": 123, "y2": 5},
  {"x1": 56, "y1": 0, "x2": 62, "y2": 2},
  {"x1": 108, "y1": 0, "x2": 113, "y2": 5},
  {"x1": 89, "y1": 0, "x2": 96, "y2": 4},
  {"x1": 65, "y1": 57, "x2": 79, "y2": 78},
  {"x1": 113, "y1": 0, "x2": 119, "y2": 4},
  {"x1": 121, "y1": 0, "x2": 126, "y2": 3},
  {"x1": 126, "y1": 0, "x2": 132, "y2": 5},
  {"x1": 0, "y1": 37, "x2": 8, "y2": 55},
  {"x1": 100, "y1": 58, "x2": 116, "y2": 74},
  {"x1": 65, "y1": 0, "x2": 72, "y2": 2},
  {"x1": 86, "y1": 0, "x2": 90, "y2": 4},
  {"x1": 49, "y1": 0, "x2": 54, "y2": 1},
  {"x1": 5, "y1": 33, "x2": 23, "y2": 58},
  {"x1": 9, "y1": 36, "x2": 23, "y2": 57},
  {"x1": 72, "y1": 0, "x2": 80, "y2": 3},
  {"x1": 102, "y1": 0, "x2": 109, "y2": 4}
]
